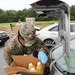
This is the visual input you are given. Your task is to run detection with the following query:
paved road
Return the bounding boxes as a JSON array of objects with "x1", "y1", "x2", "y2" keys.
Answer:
[{"x1": 0, "y1": 45, "x2": 8, "y2": 75}]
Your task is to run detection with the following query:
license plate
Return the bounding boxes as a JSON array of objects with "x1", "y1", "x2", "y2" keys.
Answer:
[{"x1": 0, "y1": 40, "x2": 1, "y2": 42}]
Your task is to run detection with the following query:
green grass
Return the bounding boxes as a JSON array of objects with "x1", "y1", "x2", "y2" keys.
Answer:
[
  {"x1": 0, "y1": 21, "x2": 57, "y2": 28},
  {"x1": 35, "y1": 21, "x2": 58, "y2": 28},
  {"x1": 0, "y1": 20, "x2": 75, "y2": 28},
  {"x1": 0, "y1": 22, "x2": 17, "y2": 27}
]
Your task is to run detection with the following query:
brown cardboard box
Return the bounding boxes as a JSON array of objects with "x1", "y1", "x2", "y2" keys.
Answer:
[{"x1": 4, "y1": 55, "x2": 45, "y2": 75}]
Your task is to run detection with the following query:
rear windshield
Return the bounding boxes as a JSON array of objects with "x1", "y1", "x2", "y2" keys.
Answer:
[{"x1": 52, "y1": 38, "x2": 75, "y2": 73}]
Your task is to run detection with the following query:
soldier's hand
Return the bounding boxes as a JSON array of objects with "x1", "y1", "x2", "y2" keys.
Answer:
[{"x1": 38, "y1": 51, "x2": 48, "y2": 64}]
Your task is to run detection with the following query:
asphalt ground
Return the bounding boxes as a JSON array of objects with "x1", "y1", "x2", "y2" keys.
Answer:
[{"x1": 0, "y1": 45, "x2": 8, "y2": 75}]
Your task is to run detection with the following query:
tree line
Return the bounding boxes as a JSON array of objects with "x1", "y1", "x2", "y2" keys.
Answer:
[{"x1": 0, "y1": 5, "x2": 75, "y2": 23}]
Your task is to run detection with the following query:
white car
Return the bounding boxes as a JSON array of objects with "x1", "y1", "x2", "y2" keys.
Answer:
[
  {"x1": 34, "y1": 26, "x2": 41, "y2": 31},
  {"x1": 36, "y1": 23, "x2": 75, "y2": 48}
]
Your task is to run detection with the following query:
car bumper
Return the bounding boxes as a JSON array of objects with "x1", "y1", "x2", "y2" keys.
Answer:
[{"x1": 0, "y1": 36, "x2": 9, "y2": 44}]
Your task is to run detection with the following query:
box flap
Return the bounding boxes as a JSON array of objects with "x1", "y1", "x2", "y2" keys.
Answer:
[
  {"x1": 4, "y1": 55, "x2": 44, "y2": 75},
  {"x1": 12, "y1": 55, "x2": 41, "y2": 68},
  {"x1": 4, "y1": 66, "x2": 43, "y2": 75}
]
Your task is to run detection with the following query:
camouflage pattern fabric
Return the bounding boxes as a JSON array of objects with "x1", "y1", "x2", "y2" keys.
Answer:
[
  {"x1": 4, "y1": 35, "x2": 49, "y2": 65},
  {"x1": 19, "y1": 24, "x2": 36, "y2": 47}
]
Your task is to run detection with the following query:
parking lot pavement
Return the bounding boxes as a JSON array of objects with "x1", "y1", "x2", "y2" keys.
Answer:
[{"x1": 0, "y1": 45, "x2": 8, "y2": 75}]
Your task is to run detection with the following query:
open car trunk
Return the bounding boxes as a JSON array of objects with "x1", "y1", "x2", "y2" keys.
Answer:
[{"x1": 31, "y1": 0, "x2": 71, "y2": 75}]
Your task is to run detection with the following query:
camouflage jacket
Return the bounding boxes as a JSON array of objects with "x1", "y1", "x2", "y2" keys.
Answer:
[{"x1": 4, "y1": 35, "x2": 49, "y2": 65}]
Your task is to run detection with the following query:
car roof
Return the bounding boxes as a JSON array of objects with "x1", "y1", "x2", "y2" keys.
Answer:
[
  {"x1": 40, "y1": 22, "x2": 75, "y2": 31},
  {"x1": 70, "y1": 23, "x2": 75, "y2": 25},
  {"x1": 0, "y1": 31, "x2": 5, "y2": 33},
  {"x1": 34, "y1": 26, "x2": 41, "y2": 30},
  {"x1": 40, "y1": 23, "x2": 58, "y2": 31}
]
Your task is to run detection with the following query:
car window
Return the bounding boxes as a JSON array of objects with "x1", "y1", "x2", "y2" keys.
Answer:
[
  {"x1": 48, "y1": 24, "x2": 75, "y2": 32},
  {"x1": 52, "y1": 38, "x2": 75, "y2": 73},
  {"x1": 70, "y1": 24, "x2": 75, "y2": 32},
  {"x1": 49, "y1": 25, "x2": 58, "y2": 31}
]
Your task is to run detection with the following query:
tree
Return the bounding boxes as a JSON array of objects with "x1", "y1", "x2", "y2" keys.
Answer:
[
  {"x1": 70, "y1": 5, "x2": 75, "y2": 20},
  {"x1": 0, "y1": 9, "x2": 3, "y2": 14},
  {"x1": 0, "y1": 12, "x2": 8, "y2": 23},
  {"x1": 0, "y1": 6, "x2": 75, "y2": 23}
]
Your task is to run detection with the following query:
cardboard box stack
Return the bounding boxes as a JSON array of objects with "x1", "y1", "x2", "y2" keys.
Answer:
[{"x1": 26, "y1": 17, "x2": 35, "y2": 26}]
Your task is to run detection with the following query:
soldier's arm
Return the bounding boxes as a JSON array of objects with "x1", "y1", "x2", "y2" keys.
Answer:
[
  {"x1": 4, "y1": 46, "x2": 13, "y2": 65},
  {"x1": 4, "y1": 38, "x2": 24, "y2": 65},
  {"x1": 4, "y1": 38, "x2": 18, "y2": 65},
  {"x1": 36, "y1": 38, "x2": 49, "y2": 55}
]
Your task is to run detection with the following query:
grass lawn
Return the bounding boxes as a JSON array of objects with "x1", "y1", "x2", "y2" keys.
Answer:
[
  {"x1": 35, "y1": 21, "x2": 58, "y2": 28},
  {"x1": 0, "y1": 21, "x2": 57, "y2": 28},
  {"x1": 0, "y1": 20, "x2": 75, "y2": 28}
]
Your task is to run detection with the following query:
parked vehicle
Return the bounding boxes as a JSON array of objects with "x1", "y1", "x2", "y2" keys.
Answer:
[
  {"x1": 0, "y1": 31, "x2": 9, "y2": 45},
  {"x1": 36, "y1": 23, "x2": 75, "y2": 47},
  {"x1": 34, "y1": 26, "x2": 41, "y2": 31}
]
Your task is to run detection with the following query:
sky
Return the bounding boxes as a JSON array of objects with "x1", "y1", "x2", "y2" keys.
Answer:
[{"x1": 0, "y1": 0, "x2": 75, "y2": 10}]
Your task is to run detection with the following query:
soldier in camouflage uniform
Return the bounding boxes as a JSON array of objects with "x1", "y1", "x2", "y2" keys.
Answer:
[{"x1": 4, "y1": 23, "x2": 49, "y2": 66}]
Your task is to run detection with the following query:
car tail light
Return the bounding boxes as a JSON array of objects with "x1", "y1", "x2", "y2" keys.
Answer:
[
  {"x1": 35, "y1": 33, "x2": 40, "y2": 36},
  {"x1": 38, "y1": 0, "x2": 42, "y2": 1}
]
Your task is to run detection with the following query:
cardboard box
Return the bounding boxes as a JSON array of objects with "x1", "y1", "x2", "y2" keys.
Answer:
[
  {"x1": 4, "y1": 55, "x2": 45, "y2": 75},
  {"x1": 26, "y1": 18, "x2": 35, "y2": 25}
]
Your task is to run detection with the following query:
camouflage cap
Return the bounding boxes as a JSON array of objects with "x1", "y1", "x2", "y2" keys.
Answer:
[{"x1": 19, "y1": 24, "x2": 37, "y2": 47}]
